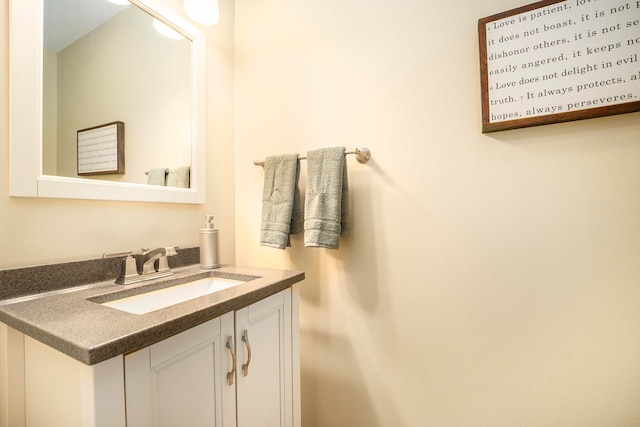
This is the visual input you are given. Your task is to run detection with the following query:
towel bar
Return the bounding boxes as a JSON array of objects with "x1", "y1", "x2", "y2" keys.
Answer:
[
  {"x1": 144, "y1": 169, "x2": 168, "y2": 176},
  {"x1": 254, "y1": 147, "x2": 371, "y2": 166}
]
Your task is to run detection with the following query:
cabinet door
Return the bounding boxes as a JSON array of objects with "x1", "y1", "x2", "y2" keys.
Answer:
[
  {"x1": 235, "y1": 289, "x2": 292, "y2": 427},
  {"x1": 125, "y1": 312, "x2": 236, "y2": 427}
]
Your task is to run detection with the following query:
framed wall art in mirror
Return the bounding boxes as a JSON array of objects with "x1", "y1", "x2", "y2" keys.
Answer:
[{"x1": 77, "y1": 121, "x2": 125, "y2": 176}]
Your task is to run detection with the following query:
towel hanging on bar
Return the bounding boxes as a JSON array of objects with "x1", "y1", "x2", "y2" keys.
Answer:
[
  {"x1": 146, "y1": 168, "x2": 168, "y2": 186},
  {"x1": 303, "y1": 147, "x2": 349, "y2": 249},
  {"x1": 260, "y1": 154, "x2": 303, "y2": 249}
]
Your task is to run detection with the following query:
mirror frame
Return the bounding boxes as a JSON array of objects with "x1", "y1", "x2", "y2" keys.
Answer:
[{"x1": 9, "y1": 0, "x2": 206, "y2": 204}]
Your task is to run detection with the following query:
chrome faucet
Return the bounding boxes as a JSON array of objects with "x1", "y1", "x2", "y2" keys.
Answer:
[
  {"x1": 135, "y1": 247, "x2": 177, "y2": 275},
  {"x1": 105, "y1": 247, "x2": 178, "y2": 285}
]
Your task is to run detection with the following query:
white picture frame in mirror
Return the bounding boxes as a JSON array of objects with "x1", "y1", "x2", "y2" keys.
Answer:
[{"x1": 9, "y1": 0, "x2": 206, "y2": 204}]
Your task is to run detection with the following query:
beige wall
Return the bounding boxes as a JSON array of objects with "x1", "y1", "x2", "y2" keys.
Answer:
[
  {"x1": 3, "y1": 0, "x2": 640, "y2": 425},
  {"x1": 234, "y1": 0, "x2": 640, "y2": 426},
  {"x1": 0, "y1": 0, "x2": 236, "y2": 269}
]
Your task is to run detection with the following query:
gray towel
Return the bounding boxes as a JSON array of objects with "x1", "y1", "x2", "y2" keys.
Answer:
[
  {"x1": 260, "y1": 154, "x2": 302, "y2": 249},
  {"x1": 166, "y1": 166, "x2": 191, "y2": 188},
  {"x1": 304, "y1": 147, "x2": 349, "y2": 249},
  {"x1": 147, "y1": 168, "x2": 167, "y2": 186}
]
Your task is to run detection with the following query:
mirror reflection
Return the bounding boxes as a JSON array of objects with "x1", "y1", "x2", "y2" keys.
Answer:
[{"x1": 43, "y1": 0, "x2": 193, "y2": 187}]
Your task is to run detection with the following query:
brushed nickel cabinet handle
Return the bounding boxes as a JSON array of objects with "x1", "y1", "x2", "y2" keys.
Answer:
[
  {"x1": 241, "y1": 330, "x2": 252, "y2": 377},
  {"x1": 226, "y1": 336, "x2": 236, "y2": 386}
]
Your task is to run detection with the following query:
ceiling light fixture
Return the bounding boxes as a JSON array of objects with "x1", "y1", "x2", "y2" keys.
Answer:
[{"x1": 183, "y1": 0, "x2": 219, "y2": 25}]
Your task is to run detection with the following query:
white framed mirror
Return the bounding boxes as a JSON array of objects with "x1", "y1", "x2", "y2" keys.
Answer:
[{"x1": 9, "y1": 0, "x2": 206, "y2": 204}]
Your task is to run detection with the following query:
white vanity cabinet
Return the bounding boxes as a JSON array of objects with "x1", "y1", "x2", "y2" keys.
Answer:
[
  {"x1": 1, "y1": 287, "x2": 300, "y2": 427},
  {"x1": 125, "y1": 288, "x2": 299, "y2": 427}
]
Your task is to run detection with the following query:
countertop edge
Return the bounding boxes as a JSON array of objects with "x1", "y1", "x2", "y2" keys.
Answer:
[{"x1": 0, "y1": 265, "x2": 305, "y2": 365}]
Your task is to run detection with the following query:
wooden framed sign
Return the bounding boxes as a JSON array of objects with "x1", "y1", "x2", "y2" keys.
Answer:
[
  {"x1": 479, "y1": 0, "x2": 640, "y2": 133},
  {"x1": 77, "y1": 121, "x2": 125, "y2": 175}
]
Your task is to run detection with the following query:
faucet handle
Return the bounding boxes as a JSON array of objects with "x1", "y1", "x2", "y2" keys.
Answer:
[
  {"x1": 103, "y1": 250, "x2": 134, "y2": 259},
  {"x1": 103, "y1": 251, "x2": 139, "y2": 285},
  {"x1": 165, "y1": 246, "x2": 178, "y2": 256},
  {"x1": 156, "y1": 247, "x2": 179, "y2": 273},
  {"x1": 112, "y1": 255, "x2": 140, "y2": 285}
]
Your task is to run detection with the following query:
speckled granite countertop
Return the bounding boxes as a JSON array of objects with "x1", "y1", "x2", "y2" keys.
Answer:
[{"x1": 0, "y1": 265, "x2": 304, "y2": 365}]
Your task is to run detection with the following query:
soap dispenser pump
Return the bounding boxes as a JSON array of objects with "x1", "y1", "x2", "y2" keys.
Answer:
[{"x1": 200, "y1": 215, "x2": 220, "y2": 269}]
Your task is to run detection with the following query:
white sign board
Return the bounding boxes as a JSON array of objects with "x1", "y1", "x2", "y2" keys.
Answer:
[
  {"x1": 77, "y1": 122, "x2": 124, "y2": 175},
  {"x1": 479, "y1": 0, "x2": 640, "y2": 132}
]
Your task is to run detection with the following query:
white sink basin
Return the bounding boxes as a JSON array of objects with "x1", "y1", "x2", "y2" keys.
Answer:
[{"x1": 102, "y1": 277, "x2": 246, "y2": 314}]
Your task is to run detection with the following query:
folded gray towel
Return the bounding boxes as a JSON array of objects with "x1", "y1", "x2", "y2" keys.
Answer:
[
  {"x1": 304, "y1": 147, "x2": 349, "y2": 249},
  {"x1": 166, "y1": 166, "x2": 191, "y2": 188},
  {"x1": 147, "y1": 168, "x2": 167, "y2": 186},
  {"x1": 260, "y1": 154, "x2": 302, "y2": 249}
]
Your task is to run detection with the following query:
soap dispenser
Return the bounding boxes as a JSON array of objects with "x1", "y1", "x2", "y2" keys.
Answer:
[{"x1": 200, "y1": 215, "x2": 220, "y2": 269}]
